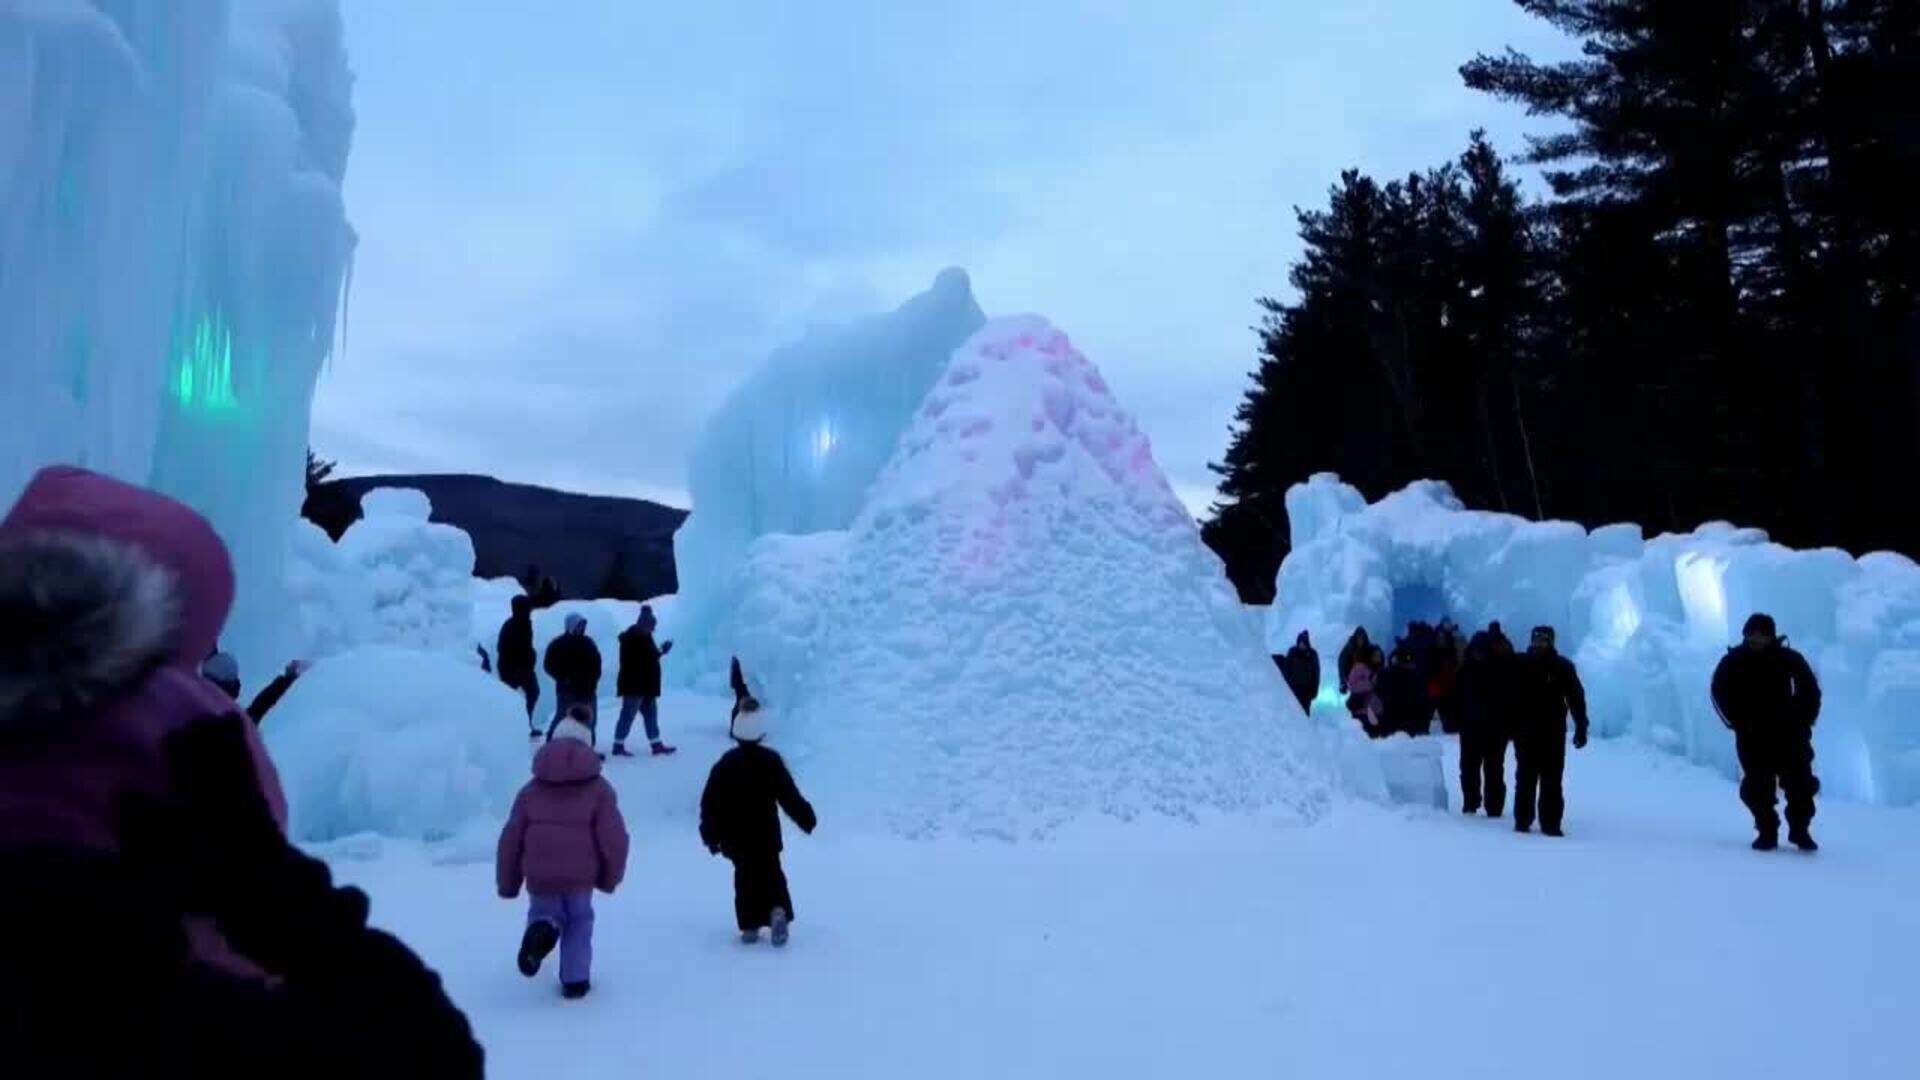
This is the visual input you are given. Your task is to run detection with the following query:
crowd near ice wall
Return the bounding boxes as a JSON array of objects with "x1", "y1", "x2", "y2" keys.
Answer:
[
  {"x1": 1270, "y1": 475, "x2": 1920, "y2": 806},
  {"x1": 0, "y1": 0, "x2": 357, "y2": 678}
]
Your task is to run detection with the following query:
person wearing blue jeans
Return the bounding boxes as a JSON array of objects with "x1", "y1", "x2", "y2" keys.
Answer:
[{"x1": 613, "y1": 605, "x2": 675, "y2": 757}]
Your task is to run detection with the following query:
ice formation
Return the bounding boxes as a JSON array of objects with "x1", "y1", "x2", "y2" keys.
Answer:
[
  {"x1": 1272, "y1": 474, "x2": 1920, "y2": 806},
  {"x1": 0, "y1": 1, "x2": 356, "y2": 679},
  {"x1": 670, "y1": 269, "x2": 986, "y2": 683},
  {"x1": 710, "y1": 317, "x2": 1331, "y2": 837},
  {"x1": 264, "y1": 646, "x2": 529, "y2": 844}
]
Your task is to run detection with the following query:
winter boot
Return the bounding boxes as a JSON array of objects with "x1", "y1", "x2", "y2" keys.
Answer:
[
  {"x1": 562, "y1": 981, "x2": 591, "y2": 1000},
  {"x1": 741, "y1": 929, "x2": 760, "y2": 945},
  {"x1": 650, "y1": 742, "x2": 678, "y2": 756},
  {"x1": 611, "y1": 743, "x2": 636, "y2": 758},
  {"x1": 1542, "y1": 824, "x2": 1564, "y2": 838},
  {"x1": 1462, "y1": 799, "x2": 1481, "y2": 815},
  {"x1": 518, "y1": 921, "x2": 560, "y2": 977},
  {"x1": 1752, "y1": 831, "x2": 1779, "y2": 851},
  {"x1": 1788, "y1": 827, "x2": 1818, "y2": 852},
  {"x1": 770, "y1": 907, "x2": 790, "y2": 948},
  {"x1": 1514, "y1": 821, "x2": 1532, "y2": 835}
]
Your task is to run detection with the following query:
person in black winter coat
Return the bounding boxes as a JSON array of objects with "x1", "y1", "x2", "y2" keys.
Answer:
[
  {"x1": 1336, "y1": 628, "x2": 1373, "y2": 694},
  {"x1": 699, "y1": 700, "x2": 816, "y2": 947},
  {"x1": 1278, "y1": 631, "x2": 1322, "y2": 713},
  {"x1": 1376, "y1": 647, "x2": 1434, "y2": 736},
  {"x1": 1711, "y1": 613, "x2": 1822, "y2": 851},
  {"x1": 613, "y1": 605, "x2": 674, "y2": 758},
  {"x1": 1455, "y1": 633, "x2": 1513, "y2": 816},
  {"x1": 497, "y1": 595, "x2": 540, "y2": 729},
  {"x1": 543, "y1": 614, "x2": 602, "y2": 725},
  {"x1": 1509, "y1": 626, "x2": 1589, "y2": 836}
]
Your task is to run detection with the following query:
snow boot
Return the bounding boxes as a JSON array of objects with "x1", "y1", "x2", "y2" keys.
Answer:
[
  {"x1": 1514, "y1": 822, "x2": 1532, "y2": 835},
  {"x1": 741, "y1": 929, "x2": 760, "y2": 945},
  {"x1": 1752, "y1": 832, "x2": 1779, "y2": 852},
  {"x1": 1788, "y1": 827, "x2": 1818, "y2": 853},
  {"x1": 650, "y1": 742, "x2": 678, "y2": 756},
  {"x1": 770, "y1": 907, "x2": 790, "y2": 948},
  {"x1": 1462, "y1": 799, "x2": 1481, "y2": 815},
  {"x1": 611, "y1": 743, "x2": 636, "y2": 758},
  {"x1": 562, "y1": 980, "x2": 591, "y2": 1000},
  {"x1": 1542, "y1": 824, "x2": 1564, "y2": 838},
  {"x1": 518, "y1": 921, "x2": 560, "y2": 977}
]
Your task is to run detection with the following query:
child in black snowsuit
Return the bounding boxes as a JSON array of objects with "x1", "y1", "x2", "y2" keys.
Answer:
[{"x1": 699, "y1": 699, "x2": 817, "y2": 946}]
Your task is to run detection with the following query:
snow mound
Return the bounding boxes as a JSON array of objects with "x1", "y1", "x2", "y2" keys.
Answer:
[
  {"x1": 264, "y1": 647, "x2": 529, "y2": 843},
  {"x1": 671, "y1": 270, "x2": 987, "y2": 687},
  {"x1": 330, "y1": 488, "x2": 476, "y2": 654},
  {"x1": 1272, "y1": 474, "x2": 1920, "y2": 805},
  {"x1": 730, "y1": 317, "x2": 1329, "y2": 837}
]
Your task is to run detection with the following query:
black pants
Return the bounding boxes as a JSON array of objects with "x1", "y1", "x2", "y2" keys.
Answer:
[
  {"x1": 503, "y1": 676, "x2": 539, "y2": 722},
  {"x1": 1512, "y1": 727, "x2": 1566, "y2": 831},
  {"x1": 730, "y1": 853, "x2": 794, "y2": 932},
  {"x1": 1459, "y1": 725, "x2": 1509, "y2": 815},
  {"x1": 1735, "y1": 728, "x2": 1818, "y2": 835}
]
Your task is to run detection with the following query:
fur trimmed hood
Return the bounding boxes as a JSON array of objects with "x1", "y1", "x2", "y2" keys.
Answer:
[{"x1": 1, "y1": 467, "x2": 235, "y2": 727}]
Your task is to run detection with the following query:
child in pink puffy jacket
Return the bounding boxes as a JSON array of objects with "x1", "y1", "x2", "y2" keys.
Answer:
[{"x1": 496, "y1": 706, "x2": 629, "y2": 1000}]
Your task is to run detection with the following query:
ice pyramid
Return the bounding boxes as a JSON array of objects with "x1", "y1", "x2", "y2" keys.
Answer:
[{"x1": 730, "y1": 317, "x2": 1330, "y2": 837}]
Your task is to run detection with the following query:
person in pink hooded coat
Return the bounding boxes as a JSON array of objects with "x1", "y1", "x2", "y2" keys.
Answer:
[
  {"x1": 0, "y1": 466, "x2": 481, "y2": 1076},
  {"x1": 497, "y1": 705, "x2": 630, "y2": 999}
]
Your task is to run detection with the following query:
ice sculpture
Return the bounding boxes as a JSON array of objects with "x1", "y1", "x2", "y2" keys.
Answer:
[
  {"x1": 670, "y1": 269, "x2": 985, "y2": 683},
  {"x1": 709, "y1": 318, "x2": 1331, "y2": 837},
  {"x1": 0, "y1": 1, "x2": 356, "y2": 679},
  {"x1": 1270, "y1": 474, "x2": 1920, "y2": 805}
]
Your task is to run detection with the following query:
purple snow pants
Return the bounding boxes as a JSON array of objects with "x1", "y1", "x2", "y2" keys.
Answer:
[{"x1": 528, "y1": 890, "x2": 595, "y2": 985}]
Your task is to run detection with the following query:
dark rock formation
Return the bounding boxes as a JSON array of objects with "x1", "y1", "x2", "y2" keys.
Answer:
[{"x1": 305, "y1": 473, "x2": 687, "y2": 602}]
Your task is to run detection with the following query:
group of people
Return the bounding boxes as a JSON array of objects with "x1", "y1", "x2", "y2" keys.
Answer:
[
  {"x1": 1279, "y1": 611, "x2": 1825, "y2": 850},
  {"x1": 494, "y1": 599, "x2": 678, "y2": 758}
]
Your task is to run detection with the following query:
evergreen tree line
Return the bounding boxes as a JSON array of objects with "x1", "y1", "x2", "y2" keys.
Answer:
[{"x1": 1205, "y1": 0, "x2": 1920, "y2": 603}]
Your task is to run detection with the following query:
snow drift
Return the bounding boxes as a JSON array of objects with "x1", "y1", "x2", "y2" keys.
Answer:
[
  {"x1": 0, "y1": 1, "x2": 356, "y2": 679},
  {"x1": 263, "y1": 646, "x2": 528, "y2": 844},
  {"x1": 1271, "y1": 474, "x2": 1920, "y2": 806},
  {"x1": 714, "y1": 317, "x2": 1331, "y2": 837},
  {"x1": 292, "y1": 488, "x2": 478, "y2": 659}
]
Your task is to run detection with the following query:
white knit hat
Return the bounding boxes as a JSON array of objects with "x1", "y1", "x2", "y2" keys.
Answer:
[
  {"x1": 731, "y1": 701, "x2": 766, "y2": 743},
  {"x1": 551, "y1": 716, "x2": 595, "y2": 747}
]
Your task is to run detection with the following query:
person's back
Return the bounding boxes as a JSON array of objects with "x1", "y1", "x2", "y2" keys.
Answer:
[
  {"x1": 0, "y1": 466, "x2": 481, "y2": 1075},
  {"x1": 699, "y1": 701, "x2": 816, "y2": 946},
  {"x1": 497, "y1": 598, "x2": 536, "y2": 684},
  {"x1": 543, "y1": 616, "x2": 602, "y2": 714}
]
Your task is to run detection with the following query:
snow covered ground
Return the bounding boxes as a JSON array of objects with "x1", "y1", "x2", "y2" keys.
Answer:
[{"x1": 323, "y1": 691, "x2": 1920, "y2": 1079}]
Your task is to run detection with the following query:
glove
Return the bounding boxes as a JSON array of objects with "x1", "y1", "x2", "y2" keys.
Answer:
[{"x1": 1573, "y1": 729, "x2": 1589, "y2": 750}]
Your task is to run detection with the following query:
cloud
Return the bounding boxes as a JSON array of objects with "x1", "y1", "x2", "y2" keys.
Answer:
[{"x1": 314, "y1": 0, "x2": 1576, "y2": 514}]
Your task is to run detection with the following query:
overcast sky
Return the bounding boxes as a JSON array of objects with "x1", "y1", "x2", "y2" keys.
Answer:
[{"x1": 310, "y1": 1, "x2": 1572, "y2": 513}]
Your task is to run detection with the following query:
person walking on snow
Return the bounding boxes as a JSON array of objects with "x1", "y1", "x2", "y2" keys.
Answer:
[
  {"x1": 1455, "y1": 632, "x2": 1513, "y2": 816},
  {"x1": 497, "y1": 595, "x2": 540, "y2": 732},
  {"x1": 1712, "y1": 613, "x2": 1822, "y2": 852},
  {"x1": 614, "y1": 605, "x2": 674, "y2": 758},
  {"x1": 700, "y1": 699, "x2": 816, "y2": 947},
  {"x1": 496, "y1": 706, "x2": 630, "y2": 1000},
  {"x1": 1378, "y1": 646, "x2": 1435, "y2": 737},
  {"x1": 1510, "y1": 626, "x2": 1589, "y2": 836},
  {"x1": 543, "y1": 613, "x2": 602, "y2": 726},
  {"x1": 1279, "y1": 631, "x2": 1321, "y2": 713}
]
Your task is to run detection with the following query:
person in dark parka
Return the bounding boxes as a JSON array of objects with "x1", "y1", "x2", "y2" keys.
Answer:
[
  {"x1": 1278, "y1": 631, "x2": 1321, "y2": 713},
  {"x1": 543, "y1": 614, "x2": 602, "y2": 725},
  {"x1": 1455, "y1": 632, "x2": 1513, "y2": 816},
  {"x1": 1712, "y1": 613, "x2": 1822, "y2": 851},
  {"x1": 1510, "y1": 626, "x2": 1589, "y2": 836},
  {"x1": 1376, "y1": 647, "x2": 1434, "y2": 736},
  {"x1": 1337, "y1": 628, "x2": 1373, "y2": 694},
  {"x1": 699, "y1": 699, "x2": 816, "y2": 947},
  {"x1": 613, "y1": 605, "x2": 674, "y2": 758},
  {"x1": 497, "y1": 595, "x2": 540, "y2": 730}
]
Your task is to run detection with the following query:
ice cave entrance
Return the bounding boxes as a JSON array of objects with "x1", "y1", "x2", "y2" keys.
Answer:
[{"x1": 1390, "y1": 581, "x2": 1449, "y2": 633}]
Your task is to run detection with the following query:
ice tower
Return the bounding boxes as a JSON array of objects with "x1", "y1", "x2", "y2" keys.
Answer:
[
  {"x1": 0, "y1": 2, "x2": 357, "y2": 676},
  {"x1": 671, "y1": 269, "x2": 986, "y2": 682}
]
